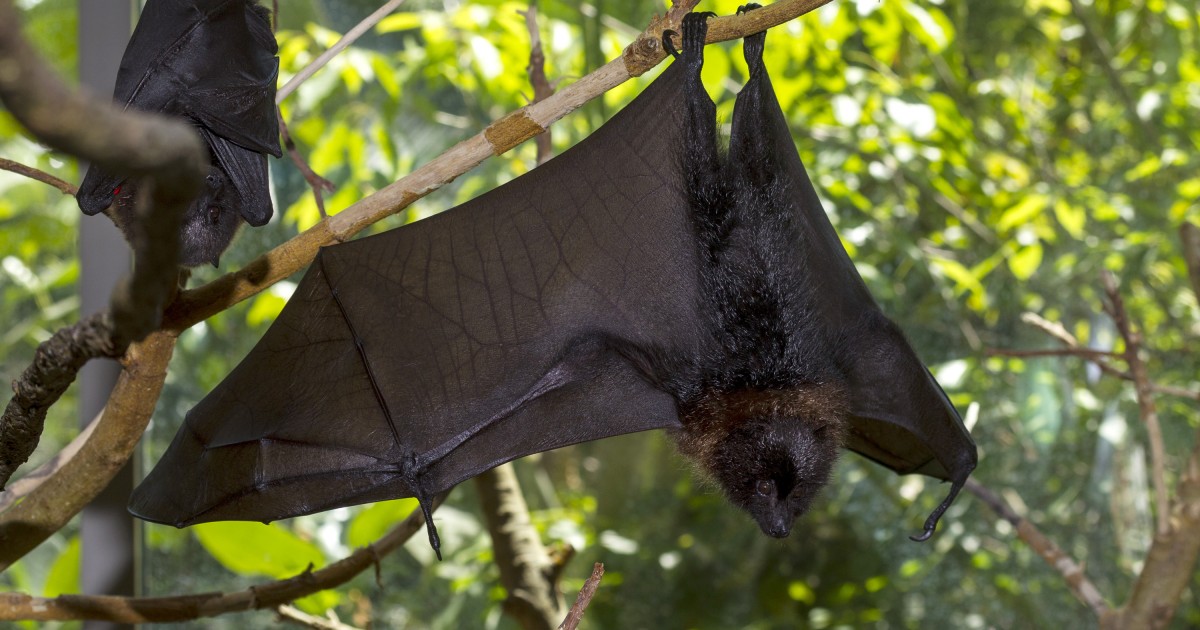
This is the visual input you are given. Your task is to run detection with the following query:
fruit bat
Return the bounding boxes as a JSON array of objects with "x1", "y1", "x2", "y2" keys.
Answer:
[
  {"x1": 76, "y1": 0, "x2": 283, "y2": 267},
  {"x1": 130, "y1": 10, "x2": 977, "y2": 557}
]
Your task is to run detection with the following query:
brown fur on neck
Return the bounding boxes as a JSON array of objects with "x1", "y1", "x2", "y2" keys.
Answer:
[{"x1": 673, "y1": 383, "x2": 850, "y2": 473}]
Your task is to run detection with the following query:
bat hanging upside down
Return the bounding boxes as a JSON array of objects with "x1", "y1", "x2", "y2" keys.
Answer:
[
  {"x1": 130, "y1": 8, "x2": 977, "y2": 558},
  {"x1": 76, "y1": 0, "x2": 282, "y2": 267}
]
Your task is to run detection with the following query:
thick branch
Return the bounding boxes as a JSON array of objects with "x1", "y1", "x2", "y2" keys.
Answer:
[
  {"x1": 161, "y1": 0, "x2": 833, "y2": 332},
  {"x1": 0, "y1": 332, "x2": 176, "y2": 570},
  {"x1": 965, "y1": 479, "x2": 1109, "y2": 616},
  {"x1": 0, "y1": 315, "x2": 116, "y2": 490},
  {"x1": 0, "y1": 494, "x2": 444, "y2": 622},
  {"x1": 476, "y1": 465, "x2": 565, "y2": 630},
  {"x1": 1105, "y1": 439, "x2": 1200, "y2": 629}
]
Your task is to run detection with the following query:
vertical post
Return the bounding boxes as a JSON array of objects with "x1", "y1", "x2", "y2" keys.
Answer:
[{"x1": 78, "y1": 2, "x2": 135, "y2": 630}]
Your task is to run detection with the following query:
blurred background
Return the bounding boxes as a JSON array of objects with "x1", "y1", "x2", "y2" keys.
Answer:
[{"x1": 1, "y1": 0, "x2": 1197, "y2": 627}]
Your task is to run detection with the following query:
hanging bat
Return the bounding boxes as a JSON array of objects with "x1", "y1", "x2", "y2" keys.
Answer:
[
  {"x1": 76, "y1": 0, "x2": 282, "y2": 267},
  {"x1": 130, "y1": 10, "x2": 976, "y2": 557}
]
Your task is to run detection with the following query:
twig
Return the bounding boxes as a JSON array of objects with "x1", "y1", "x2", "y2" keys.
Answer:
[
  {"x1": 161, "y1": 0, "x2": 831, "y2": 332},
  {"x1": 986, "y1": 347, "x2": 1122, "y2": 360},
  {"x1": 1101, "y1": 271, "x2": 1170, "y2": 536},
  {"x1": 276, "y1": 0, "x2": 406, "y2": 103},
  {"x1": 0, "y1": 157, "x2": 77, "y2": 195},
  {"x1": 558, "y1": 563, "x2": 604, "y2": 630},
  {"x1": 965, "y1": 479, "x2": 1108, "y2": 616},
  {"x1": 1018, "y1": 312, "x2": 1200, "y2": 402},
  {"x1": 520, "y1": 3, "x2": 554, "y2": 165},
  {"x1": 277, "y1": 105, "x2": 335, "y2": 217},
  {"x1": 275, "y1": 605, "x2": 361, "y2": 630},
  {"x1": 0, "y1": 494, "x2": 445, "y2": 622}
]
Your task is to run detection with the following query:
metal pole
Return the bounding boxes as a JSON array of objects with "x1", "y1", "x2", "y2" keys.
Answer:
[{"x1": 78, "y1": 2, "x2": 136, "y2": 629}]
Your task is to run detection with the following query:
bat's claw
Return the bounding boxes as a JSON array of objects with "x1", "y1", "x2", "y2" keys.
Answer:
[
  {"x1": 418, "y1": 497, "x2": 443, "y2": 560},
  {"x1": 662, "y1": 29, "x2": 681, "y2": 59},
  {"x1": 737, "y1": 3, "x2": 762, "y2": 15}
]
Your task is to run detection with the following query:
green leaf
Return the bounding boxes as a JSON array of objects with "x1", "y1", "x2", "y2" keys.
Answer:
[
  {"x1": 193, "y1": 522, "x2": 325, "y2": 579},
  {"x1": 43, "y1": 536, "x2": 80, "y2": 598},
  {"x1": 348, "y1": 499, "x2": 419, "y2": 548},
  {"x1": 1053, "y1": 199, "x2": 1086, "y2": 239},
  {"x1": 996, "y1": 194, "x2": 1048, "y2": 233},
  {"x1": 1008, "y1": 242, "x2": 1044, "y2": 280}
]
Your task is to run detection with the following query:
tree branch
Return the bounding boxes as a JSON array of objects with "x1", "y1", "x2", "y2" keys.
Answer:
[
  {"x1": 965, "y1": 479, "x2": 1109, "y2": 616},
  {"x1": 160, "y1": 0, "x2": 834, "y2": 332},
  {"x1": 0, "y1": 157, "x2": 77, "y2": 195},
  {"x1": 476, "y1": 465, "x2": 565, "y2": 630},
  {"x1": 276, "y1": 0, "x2": 406, "y2": 103},
  {"x1": 0, "y1": 494, "x2": 445, "y2": 622},
  {"x1": 1100, "y1": 271, "x2": 1169, "y2": 537},
  {"x1": 558, "y1": 563, "x2": 604, "y2": 630},
  {"x1": 0, "y1": 332, "x2": 175, "y2": 570}
]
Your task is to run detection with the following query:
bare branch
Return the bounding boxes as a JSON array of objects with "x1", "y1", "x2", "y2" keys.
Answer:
[
  {"x1": 520, "y1": 3, "x2": 554, "y2": 165},
  {"x1": 1018, "y1": 312, "x2": 1200, "y2": 402},
  {"x1": 0, "y1": 494, "x2": 445, "y2": 622},
  {"x1": 275, "y1": 605, "x2": 362, "y2": 630},
  {"x1": 558, "y1": 563, "x2": 605, "y2": 630},
  {"x1": 0, "y1": 332, "x2": 176, "y2": 570},
  {"x1": 1106, "y1": 426, "x2": 1200, "y2": 629},
  {"x1": 277, "y1": 105, "x2": 335, "y2": 217},
  {"x1": 1101, "y1": 271, "x2": 1170, "y2": 536},
  {"x1": 0, "y1": 157, "x2": 77, "y2": 195},
  {"x1": 0, "y1": 314, "x2": 117, "y2": 489},
  {"x1": 161, "y1": 0, "x2": 834, "y2": 332},
  {"x1": 986, "y1": 347, "x2": 1121, "y2": 360},
  {"x1": 476, "y1": 465, "x2": 565, "y2": 630},
  {"x1": 275, "y1": 0, "x2": 406, "y2": 104},
  {"x1": 965, "y1": 479, "x2": 1109, "y2": 616}
]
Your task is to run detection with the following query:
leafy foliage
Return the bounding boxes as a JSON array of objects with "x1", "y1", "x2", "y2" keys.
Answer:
[{"x1": 1, "y1": 0, "x2": 1197, "y2": 628}]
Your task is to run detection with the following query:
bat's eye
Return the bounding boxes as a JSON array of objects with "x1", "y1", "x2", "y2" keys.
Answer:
[
  {"x1": 208, "y1": 206, "x2": 221, "y2": 224},
  {"x1": 755, "y1": 479, "x2": 776, "y2": 497}
]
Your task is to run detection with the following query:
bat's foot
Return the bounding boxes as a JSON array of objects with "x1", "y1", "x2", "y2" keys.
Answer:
[
  {"x1": 737, "y1": 3, "x2": 763, "y2": 14},
  {"x1": 681, "y1": 12, "x2": 712, "y2": 58}
]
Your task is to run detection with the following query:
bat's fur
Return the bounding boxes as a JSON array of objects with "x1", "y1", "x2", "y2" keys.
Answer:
[{"x1": 667, "y1": 9, "x2": 851, "y2": 538}]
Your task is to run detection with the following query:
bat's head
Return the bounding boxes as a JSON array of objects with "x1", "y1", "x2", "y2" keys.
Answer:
[
  {"x1": 715, "y1": 413, "x2": 843, "y2": 538},
  {"x1": 178, "y1": 167, "x2": 245, "y2": 268},
  {"x1": 86, "y1": 167, "x2": 246, "y2": 268},
  {"x1": 677, "y1": 384, "x2": 848, "y2": 538}
]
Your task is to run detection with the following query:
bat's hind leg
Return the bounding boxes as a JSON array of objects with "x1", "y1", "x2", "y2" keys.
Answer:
[{"x1": 679, "y1": 11, "x2": 734, "y2": 260}]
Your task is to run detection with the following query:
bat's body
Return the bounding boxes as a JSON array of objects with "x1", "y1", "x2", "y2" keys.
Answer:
[
  {"x1": 77, "y1": 0, "x2": 282, "y2": 267},
  {"x1": 131, "y1": 12, "x2": 976, "y2": 556}
]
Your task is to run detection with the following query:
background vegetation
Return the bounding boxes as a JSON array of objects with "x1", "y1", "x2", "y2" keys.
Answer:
[{"x1": 1, "y1": 0, "x2": 1197, "y2": 627}]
